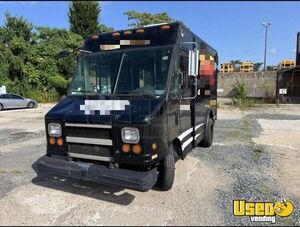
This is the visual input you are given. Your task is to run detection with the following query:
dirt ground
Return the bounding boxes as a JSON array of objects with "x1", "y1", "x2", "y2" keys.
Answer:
[{"x1": 0, "y1": 103, "x2": 300, "y2": 226}]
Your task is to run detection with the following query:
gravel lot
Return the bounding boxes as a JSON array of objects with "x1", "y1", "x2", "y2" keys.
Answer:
[{"x1": 0, "y1": 103, "x2": 300, "y2": 226}]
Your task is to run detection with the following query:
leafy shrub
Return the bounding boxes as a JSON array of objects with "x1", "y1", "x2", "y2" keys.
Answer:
[
  {"x1": 48, "y1": 75, "x2": 69, "y2": 95},
  {"x1": 232, "y1": 80, "x2": 254, "y2": 108},
  {"x1": 24, "y1": 88, "x2": 60, "y2": 103},
  {"x1": 233, "y1": 80, "x2": 247, "y2": 101}
]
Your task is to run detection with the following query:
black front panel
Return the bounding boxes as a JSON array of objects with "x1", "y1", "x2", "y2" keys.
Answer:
[
  {"x1": 68, "y1": 143, "x2": 111, "y2": 157},
  {"x1": 65, "y1": 127, "x2": 111, "y2": 139}
]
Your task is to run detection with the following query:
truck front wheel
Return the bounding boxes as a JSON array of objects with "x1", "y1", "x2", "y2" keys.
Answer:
[{"x1": 158, "y1": 144, "x2": 175, "y2": 191}]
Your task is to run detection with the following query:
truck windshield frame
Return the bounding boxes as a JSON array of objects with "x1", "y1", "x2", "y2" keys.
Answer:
[{"x1": 68, "y1": 45, "x2": 175, "y2": 97}]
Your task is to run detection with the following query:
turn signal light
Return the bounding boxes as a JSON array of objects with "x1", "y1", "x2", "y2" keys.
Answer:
[
  {"x1": 122, "y1": 144, "x2": 131, "y2": 153},
  {"x1": 49, "y1": 137, "x2": 56, "y2": 145},
  {"x1": 132, "y1": 144, "x2": 142, "y2": 154},
  {"x1": 136, "y1": 29, "x2": 144, "y2": 34},
  {"x1": 57, "y1": 137, "x2": 64, "y2": 146}
]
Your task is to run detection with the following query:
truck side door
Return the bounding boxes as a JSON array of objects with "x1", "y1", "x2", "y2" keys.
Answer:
[
  {"x1": 178, "y1": 50, "x2": 194, "y2": 155},
  {"x1": 194, "y1": 52, "x2": 218, "y2": 145},
  {"x1": 194, "y1": 55, "x2": 208, "y2": 145}
]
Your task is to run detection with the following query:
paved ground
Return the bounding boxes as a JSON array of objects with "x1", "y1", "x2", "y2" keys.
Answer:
[{"x1": 0, "y1": 104, "x2": 300, "y2": 226}]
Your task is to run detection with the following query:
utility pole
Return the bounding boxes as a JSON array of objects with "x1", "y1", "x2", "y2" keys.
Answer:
[{"x1": 262, "y1": 22, "x2": 271, "y2": 71}]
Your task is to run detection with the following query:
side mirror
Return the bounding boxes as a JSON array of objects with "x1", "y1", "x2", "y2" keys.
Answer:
[
  {"x1": 57, "y1": 50, "x2": 71, "y2": 58},
  {"x1": 188, "y1": 49, "x2": 199, "y2": 76}
]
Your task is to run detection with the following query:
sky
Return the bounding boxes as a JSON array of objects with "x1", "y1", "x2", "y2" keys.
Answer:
[{"x1": 0, "y1": 1, "x2": 299, "y2": 66}]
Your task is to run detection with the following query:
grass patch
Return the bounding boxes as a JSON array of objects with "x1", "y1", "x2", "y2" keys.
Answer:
[
  {"x1": 260, "y1": 184, "x2": 272, "y2": 195},
  {"x1": 10, "y1": 170, "x2": 23, "y2": 174},
  {"x1": 251, "y1": 145, "x2": 265, "y2": 163},
  {"x1": 0, "y1": 168, "x2": 6, "y2": 174},
  {"x1": 252, "y1": 144, "x2": 264, "y2": 154},
  {"x1": 217, "y1": 101, "x2": 222, "y2": 109},
  {"x1": 276, "y1": 217, "x2": 296, "y2": 226},
  {"x1": 253, "y1": 147, "x2": 263, "y2": 153},
  {"x1": 0, "y1": 168, "x2": 24, "y2": 175},
  {"x1": 243, "y1": 118, "x2": 251, "y2": 130},
  {"x1": 236, "y1": 99, "x2": 255, "y2": 110},
  {"x1": 226, "y1": 130, "x2": 242, "y2": 138}
]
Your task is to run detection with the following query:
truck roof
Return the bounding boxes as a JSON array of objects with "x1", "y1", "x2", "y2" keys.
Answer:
[{"x1": 83, "y1": 21, "x2": 218, "y2": 63}]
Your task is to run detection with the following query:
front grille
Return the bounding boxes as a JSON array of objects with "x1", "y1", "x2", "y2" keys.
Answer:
[
  {"x1": 66, "y1": 127, "x2": 111, "y2": 139},
  {"x1": 68, "y1": 143, "x2": 112, "y2": 156},
  {"x1": 65, "y1": 123, "x2": 113, "y2": 161}
]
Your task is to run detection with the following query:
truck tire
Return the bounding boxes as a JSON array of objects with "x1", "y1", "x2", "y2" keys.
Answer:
[
  {"x1": 200, "y1": 117, "x2": 214, "y2": 147},
  {"x1": 158, "y1": 144, "x2": 175, "y2": 191}
]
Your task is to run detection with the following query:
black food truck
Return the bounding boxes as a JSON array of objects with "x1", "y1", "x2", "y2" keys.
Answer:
[{"x1": 36, "y1": 22, "x2": 218, "y2": 191}]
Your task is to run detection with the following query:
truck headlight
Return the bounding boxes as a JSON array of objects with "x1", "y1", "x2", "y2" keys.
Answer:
[
  {"x1": 48, "y1": 123, "x2": 62, "y2": 137},
  {"x1": 121, "y1": 127, "x2": 140, "y2": 144}
]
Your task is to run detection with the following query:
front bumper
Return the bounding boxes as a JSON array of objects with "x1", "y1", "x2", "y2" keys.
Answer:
[{"x1": 36, "y1": 155, "x2": 158, "y2": 191}]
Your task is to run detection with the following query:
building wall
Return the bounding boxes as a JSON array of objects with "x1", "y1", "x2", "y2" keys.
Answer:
[{"x1": 217, "y1": 71, "x2": 277, "y2": 98}]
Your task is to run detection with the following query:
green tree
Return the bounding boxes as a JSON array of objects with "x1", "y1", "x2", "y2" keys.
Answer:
[
  {"x1": 253, "y1": 62, "x2": 263, "y2": 72},
  {"x1": 68, "y1": 1, "x2": 101, "y2": 38},
  {"x1": 267, "y1": 66, "x2": 275, "y2": 71},
  {"x1": 0, "y1": 43, "x2": 10, "y2": 84},
  {"x1": 3, "y1": 12, "x2": 33, "y2": 42},
  {"x1": 98, "y1": 24, "x2": 114, "y2": 33},
  {"x1": 124, "y1": 10, "x2": 174, "y2": 27},
  {"x1": 1, "y1": 13, "x2": 32, "y2": 81},
  {"x1": 230, "y1": 60, "x2": 242, "y2": 72},
  {"x1": 0, "y1": 12, "x2": 84, "y2": 102}
]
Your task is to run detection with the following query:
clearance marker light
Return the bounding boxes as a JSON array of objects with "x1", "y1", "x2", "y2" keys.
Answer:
[
  {"x1": 90, "y1": 35, "x2": 99, "y2": 40},
  {"x1": 112, "y1": 32, "x2": 120, "y2": 37},
  {"x1": 136, "y1": 29, "x2": 144, "y2": 34},
  {"x1": 124, "y1": 31, "x2": 132, "y2": 36},
  {"x1": 161, "y1": 25, "x2": 170, "y2": 30}
]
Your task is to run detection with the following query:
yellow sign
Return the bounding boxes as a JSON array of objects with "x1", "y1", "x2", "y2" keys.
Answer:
[{"x1": 233, "y1": 200, "x2": 294, "y2": 224}]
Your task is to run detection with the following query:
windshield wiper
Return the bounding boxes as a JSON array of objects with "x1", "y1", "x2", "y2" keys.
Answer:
[{"x1": 113, "y1": 52, "x2": 126, "y2": 94}]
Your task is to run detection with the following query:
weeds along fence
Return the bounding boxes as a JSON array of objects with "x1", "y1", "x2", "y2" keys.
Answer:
[{"x1": 217, "y1": 71, "x2": 277, "y2": 98}]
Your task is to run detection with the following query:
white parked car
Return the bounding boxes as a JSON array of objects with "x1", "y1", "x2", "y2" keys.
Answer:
[{"x1": 0, "y1": 93, "x2": 38, "y2": 111}]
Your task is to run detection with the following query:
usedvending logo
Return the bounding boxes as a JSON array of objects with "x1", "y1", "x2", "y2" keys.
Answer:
[{"x1": 233, "y1": 199, "x2": 294, "y2": 224}]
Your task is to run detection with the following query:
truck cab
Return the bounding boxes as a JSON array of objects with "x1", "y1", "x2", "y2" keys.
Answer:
[{"x1": 37, "y1": 22, "x2": 218, "y2": 191}]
